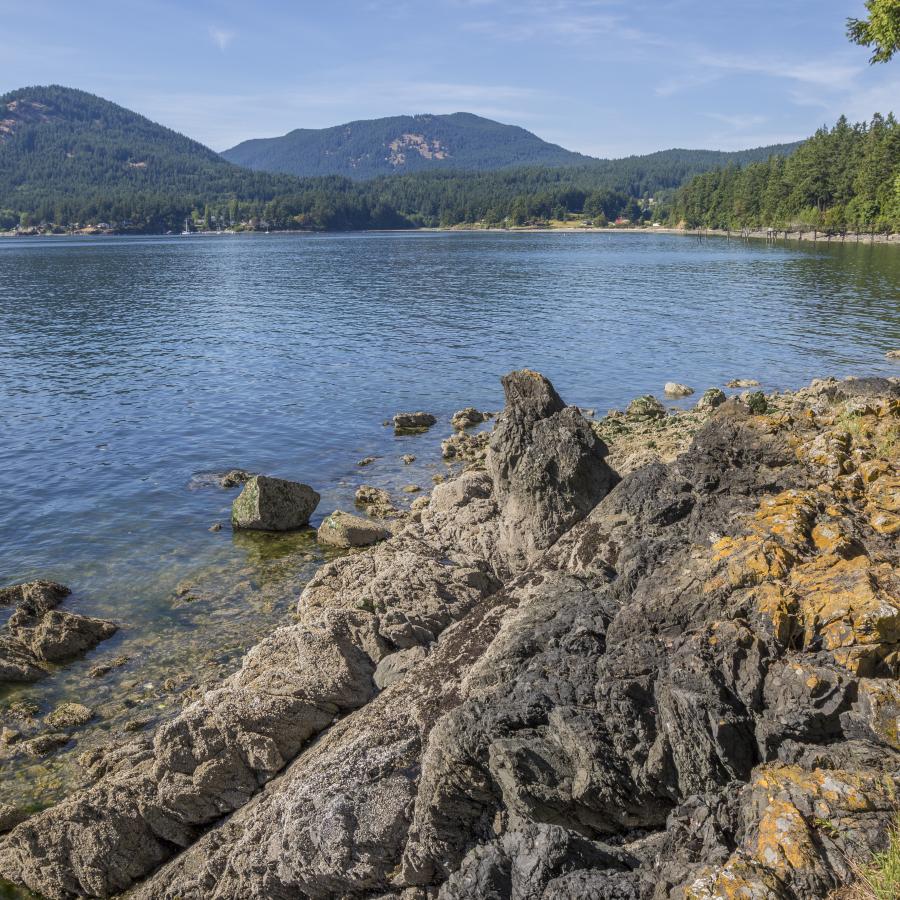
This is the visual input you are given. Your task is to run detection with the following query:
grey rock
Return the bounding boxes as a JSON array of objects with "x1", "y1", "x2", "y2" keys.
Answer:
[
  {"x1": 231, "y1": 475, "x2": 320, "y2": 531},
  {"x1": 374, "y1": 646, "x2": 429, "y2": 689},
  {"x1": 317, "y1": 510, "x2": 391, "y2": 549},
  {"x1": 726, "y1": 378, "x2": 761, "y2": 388},
  {"x1": 485, "y1": 369, "x2": 618, "y2": 570}
]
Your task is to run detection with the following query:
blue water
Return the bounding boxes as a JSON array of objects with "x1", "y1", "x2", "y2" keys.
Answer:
[{"x1": 0, "y1": 230, "x2": 898, "y2": 807}]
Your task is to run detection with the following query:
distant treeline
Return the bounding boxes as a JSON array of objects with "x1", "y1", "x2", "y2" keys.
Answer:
[
  {"x1": 2, "y1": 85, "x2": 897, "y2": 234},
  {"x1": 670, "y1": 115, "x2": 900, "y2": 232}
]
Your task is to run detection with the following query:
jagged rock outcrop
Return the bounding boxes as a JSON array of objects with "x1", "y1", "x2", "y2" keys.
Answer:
[
  {"x1": 486, "y1": 369, "x2": 618, "y2": 571},
  {"x1": 0, "y1": 581, "x2": 116, "y2": 683},
  {"x1": 1, "y1": 373, "x2": 897, "y2": 900}
]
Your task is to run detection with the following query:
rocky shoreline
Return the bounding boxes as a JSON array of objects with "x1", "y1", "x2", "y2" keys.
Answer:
[{"x1": 0, "y1": 370, "x2": 898, "y2": 898}]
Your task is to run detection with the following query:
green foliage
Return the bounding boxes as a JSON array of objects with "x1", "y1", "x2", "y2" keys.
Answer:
[
  {"x1": 848, "y1": 0, "x2": 900, "y2": 63},
  {"x1": 670, "y1": 115, "x2": 900, "y2": 232},
  {"x1": 0, "y1": 84, "x2": 801, "y2": 233},
  {"x1": 854, "y1": 811, "x2": 900, "y2": 900}
]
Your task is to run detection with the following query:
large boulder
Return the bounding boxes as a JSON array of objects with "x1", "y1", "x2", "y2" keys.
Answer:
[
  {"x1": 317, "y1": 510, "x2": 391, "y2": 549},
  {"x1": 231, "y1": 475, "x2": 319, "y2": 531},
  {"x1": 485, "y1": 369, "x2": 618, "y2": 570}
]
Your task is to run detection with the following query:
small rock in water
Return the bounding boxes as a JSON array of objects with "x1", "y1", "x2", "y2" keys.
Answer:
[
  {"x1": 626, "y1": 395, "x2": 667, "y2": 421},
  {"x1": 450, "y1": 407, "x2": 488, "y2": 430},
  {"x1": 696, "y1": 387, "x2": 727, "y2": 411},
  {"x1": 231, "y1": 475, "x2": 320, "y2": 531},
  {"x1": 316, "y1": 511, "x2": 391, "y2": 549},
  {"x1": 357, "y1": 457, "x2": 376, "y2": 467},
  {"x1": 46, "y1": 702, "x2": 94, "y2": 730},
  {"x1": 402, "y1": 484, "x2": 421, "y2": 494},
  {"x1": 726, "y1": 378, "x2": 761, "y2": 388},
  {"x1": 393, "y1": 412, "x2": 436, "y2": 432},
  {"x1": 355, "y1": 485, "x2": 396, "y2": 518},
  {"x1": 401, "y1": 454, "x2": 416, "y2": 465},
  {"x1": 663, "y1": 382, "x2": 694, "y2": 397},
  {"x1": 209, "y1": 522, "x2": 222, "y2": 532},
  {"x1": 886, "y1": 349, "x2": 900, "y2": 360},
  {"x1": 24, "y1": 732, "x2": 71, "y2": 756},
  {"x1": 219, "y1": 469, "x2": 254, "y2": 488},
  {"x1": 88, "y1": 655, "x2": 130, "y2": 678}
]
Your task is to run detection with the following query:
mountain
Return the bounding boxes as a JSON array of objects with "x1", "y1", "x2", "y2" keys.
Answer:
[
  {"x1": 221, "y1": 113, "x2": 592, "y2": 179},
  {"x1": 0, "y1": 85, "x2": 298, "y2": 225}
]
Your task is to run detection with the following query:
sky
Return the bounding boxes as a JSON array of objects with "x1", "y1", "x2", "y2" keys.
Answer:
[{"x1": 2, "y1": 0, "x2": 897, "y2": 158}]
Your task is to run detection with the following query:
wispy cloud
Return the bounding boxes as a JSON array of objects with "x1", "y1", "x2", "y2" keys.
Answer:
[
  {"x1": 209, "y1": 27, "x2": 235, "y2": 52},
  {"x1": 706, "y1": 112, "x2": 768, "y2": 130}
]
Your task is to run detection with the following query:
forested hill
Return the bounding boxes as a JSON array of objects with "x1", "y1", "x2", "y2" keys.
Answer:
[
  {"x1": 0, "y1": 84, "x2": 807, "y2": 232},
  {"x1": 0, "y1": 85, "x2": 299, "y2": 226},
  {"x1": 222, "y1": 113, "x2": 591, "y2": 178},
  {"x1": 672, "y1": 114, "x2": 900, "y2": 231}
]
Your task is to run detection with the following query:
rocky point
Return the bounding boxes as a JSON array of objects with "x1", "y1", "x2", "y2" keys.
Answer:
[{"x1": 0, "y1": 370, "x2": 897, "y2": 899}]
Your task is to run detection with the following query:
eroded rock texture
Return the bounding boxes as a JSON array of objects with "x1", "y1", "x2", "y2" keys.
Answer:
[{"x1": 1, "y1": 373, "x2": 897, "y2": 900}]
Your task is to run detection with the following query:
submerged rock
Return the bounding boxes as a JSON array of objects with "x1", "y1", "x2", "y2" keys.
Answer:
[
  {"x1": 726, "y1": 378, "x2": 761, "y2": 388},
  {"x1": 219, "y1": 468, "x2": 253, "y2": 488},
  {"x1": 401, "y1": 454, "x2": 416, "y2": 465},
  {"x1": 231, "y1": 475, "x2": 320, "y2": 531},
  {"x1": 0, "y1": 581, "x2": 116, "y2": 684},
  {"x1": 45, "y1": 702, "x2": 94, "y2": 730},
  {"x1": 664, "y1": 381, "x2": 694, "y2": 397},
  {"x1": 317, "y1": 510, "x2": 391, "y2": 549},
  {"x1": 885, "y1": 349, "x2": 900, "y2": 360},
  {"x1": 394, "y1": 412, "x2": 437, "y2": 432}
]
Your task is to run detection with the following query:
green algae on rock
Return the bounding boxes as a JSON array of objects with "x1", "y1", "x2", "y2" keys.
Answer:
[{"x1": 231, "y1": 475, "x2": 320, "y2": 531}]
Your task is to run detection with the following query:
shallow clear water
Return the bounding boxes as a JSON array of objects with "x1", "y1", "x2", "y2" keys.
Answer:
[{"x1": 0, "y1": 230, "x2": 898, "y2": 808}]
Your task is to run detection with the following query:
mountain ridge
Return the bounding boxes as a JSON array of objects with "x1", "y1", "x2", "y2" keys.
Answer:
[{"x1": 221, "y1": 111, "x2": 593, "y2": 178}]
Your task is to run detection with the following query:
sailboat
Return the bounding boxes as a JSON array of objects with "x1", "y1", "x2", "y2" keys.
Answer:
[{"x1": 181, "y1": 218, "x2": 192, "y2": 236}]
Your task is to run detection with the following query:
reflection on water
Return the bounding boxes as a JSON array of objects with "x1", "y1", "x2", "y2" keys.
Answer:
[{"x1": 0, "y1": 231, "x2": 898, "y2": 809}]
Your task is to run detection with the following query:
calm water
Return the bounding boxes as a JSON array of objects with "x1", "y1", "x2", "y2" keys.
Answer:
[{"x1": 0, "y1": 230, "x2": 898, "y2": 808}]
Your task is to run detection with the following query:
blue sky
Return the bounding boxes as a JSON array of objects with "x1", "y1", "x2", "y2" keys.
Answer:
[{"x1": 2, "y1": 1, "x2": 897, "y2": 157}]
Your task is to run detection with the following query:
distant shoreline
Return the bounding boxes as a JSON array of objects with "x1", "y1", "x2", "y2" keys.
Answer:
[{"x1": 3, "y1": 225, "x2": 898, "y2": 245}]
